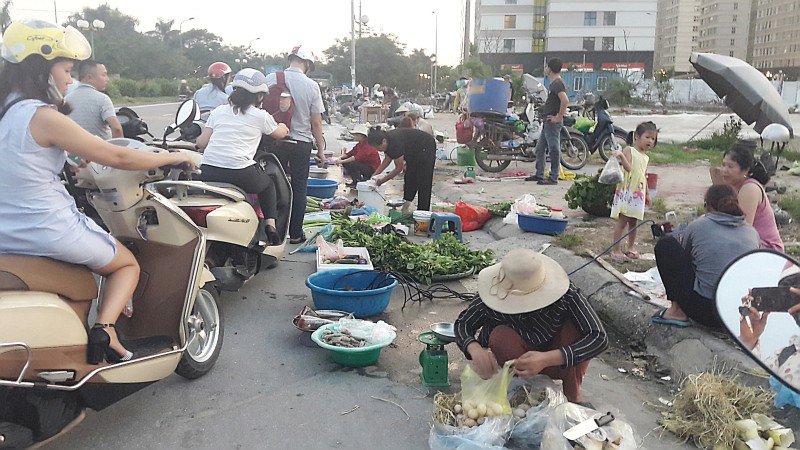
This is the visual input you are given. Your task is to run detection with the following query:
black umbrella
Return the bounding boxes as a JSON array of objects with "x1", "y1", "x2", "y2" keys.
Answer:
[{"x1": 689, "y1": 52, "x2": 793, "y2": 137}]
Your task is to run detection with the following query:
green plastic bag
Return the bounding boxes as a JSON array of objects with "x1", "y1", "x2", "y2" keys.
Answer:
[{"x1": 573, "y1": 116, "x2": 595, "y2": 134}]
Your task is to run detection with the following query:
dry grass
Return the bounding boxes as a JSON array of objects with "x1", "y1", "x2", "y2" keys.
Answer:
[
  {"x1": 660, "y1": 371, "x2": 774, "y2": 449},
  {"x1": 433, "y1": 392, "x2": 460, "y2": 426}
]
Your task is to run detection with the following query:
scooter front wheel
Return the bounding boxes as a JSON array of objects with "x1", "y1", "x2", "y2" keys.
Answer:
[
  {"x1": 560, "y1": 134, "x2": 589, "y2": 170},
  {"x1": 175, "y1": 284, "x2": 224, "y2": 380},
  {"x1": 598, "y1": 130, "x2": 629, "y2": 162}
]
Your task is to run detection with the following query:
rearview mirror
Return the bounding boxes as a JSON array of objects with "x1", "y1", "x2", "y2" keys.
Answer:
[
  {"x1": 175, "y1": 100, "x2": 199, "y2": 129},
  {"x1": 715, "y1": 249, "x2": 800, "y2": 394}
]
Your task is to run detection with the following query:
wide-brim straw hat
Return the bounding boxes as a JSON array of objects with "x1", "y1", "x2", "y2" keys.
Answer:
[
  {"x1": 477, "y1": 249, "x2": 569, "y2": 314},
  {"x1": 351, "y1": 124, "x2": 369, "y2": 137}
]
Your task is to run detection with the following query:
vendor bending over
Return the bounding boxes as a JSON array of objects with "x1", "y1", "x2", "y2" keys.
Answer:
[{"x1": 455, "y1": 249, "x2": 608, "y2": 404}]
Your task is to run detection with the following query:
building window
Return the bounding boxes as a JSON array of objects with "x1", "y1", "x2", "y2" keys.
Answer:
[
  {"x1": 597, "y1": 76, "x2": 608, "y2": 92},
  {"x1": 574, "y1": 76, "x2": 584, "y2": 92},
  {"x1": 730, "y1": 51, "x2": 735, "y2": 56},
  {"x1": 504, "y1": 15, "x2": 516, "y2": 29},
  {"x1": 733, "y1": 2, "x2": 738, "y2": 9},
  {"x1": 733, "y1": 15, "x2": 737, "y2": 22},
  {"x1": 604, "y1": 11, "x2": 616, "y2": 26},
  {"x1": 731, "y1": 38, "x2": 735, "y2": 46},
  {"x1": 732, "y1": 27, "x2": 736, "y2": 34},
  {"x1": 532, "y1": 38, "x2": 545, "y2": 53},
  {"x1": 583, "y1": 37, "x2": 595, "y2": 51},
  {"x1": 602, "y1": 37, "x2": 615, "y2": 50},
  {"x1": 584, "y1": 11, "x2": 597, "y2": 26},
  {"x1": 503, "y1": 39, "x2": 514, "y2": 52}
]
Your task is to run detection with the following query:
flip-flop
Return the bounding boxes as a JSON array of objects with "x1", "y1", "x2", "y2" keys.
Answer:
[
  {"x1": 610, "y1": 252, "x2": 629, "y2": 262},
  {"x1": 625, "y1": 250, "x2": 640, "y2": 259},
  {"x1": 651, "y1": 308, "x2": 690, "y2": 327}
]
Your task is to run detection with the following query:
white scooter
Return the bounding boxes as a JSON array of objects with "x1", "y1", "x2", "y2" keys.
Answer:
[
  {"x1": 151, "y1": 100, "x2": 293, "y2": 291},
  {"x1": 0, "y1": 106, "x2": 223, "y2": 448}
]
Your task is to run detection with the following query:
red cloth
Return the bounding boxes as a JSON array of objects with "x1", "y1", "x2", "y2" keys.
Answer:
[
  {"x1": 345, "y1": 141, "x2": 381, "y2": 171},
  {"x1": 487, "y1": 321, "x2": 590, "y2": 403}
]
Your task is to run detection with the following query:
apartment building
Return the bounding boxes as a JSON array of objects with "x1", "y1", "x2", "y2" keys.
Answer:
[
  {"x1": 653, "y1": 0, "x2": 699, "y2": 73},
  {"x1": 696, "y1": 0, "x2": 752, "y2": 61},
  {"x1": 476, "y1": 0, "x2": 657, "y2": 77},
  {"x1": 751, "y1": 0, "x2": 800, "y2": 76}
]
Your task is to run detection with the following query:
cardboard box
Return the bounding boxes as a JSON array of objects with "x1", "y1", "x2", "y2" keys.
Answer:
[{"x1": 317, "y1": 246, "x2": 374, "y2": 272}]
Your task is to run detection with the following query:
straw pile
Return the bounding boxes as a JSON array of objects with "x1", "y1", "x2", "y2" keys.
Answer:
[
  {"x1": 660, "y1": 371, "x2": 774, "y2": 449},
  {"x1": 433, "y1": 392, "x2": 460, "y2": 427}
]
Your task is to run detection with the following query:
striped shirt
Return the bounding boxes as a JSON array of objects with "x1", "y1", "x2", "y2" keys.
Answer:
[{"x1": 455, "y1": 284, "x2": 608, "y2": 368}]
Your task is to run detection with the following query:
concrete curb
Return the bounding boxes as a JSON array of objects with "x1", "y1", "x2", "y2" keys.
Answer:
[{"x1": 432, "y1": 176, "x2": 765, "y2": 386}]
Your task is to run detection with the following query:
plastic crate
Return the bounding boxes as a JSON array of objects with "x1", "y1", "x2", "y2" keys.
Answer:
[{"x1": 316, "y1": 247, "x2": 373, "y2": 272}]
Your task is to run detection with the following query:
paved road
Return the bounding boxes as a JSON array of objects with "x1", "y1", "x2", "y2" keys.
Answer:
[{"x1": 49, "y1": 103, "x2": 698, "y2": 449}]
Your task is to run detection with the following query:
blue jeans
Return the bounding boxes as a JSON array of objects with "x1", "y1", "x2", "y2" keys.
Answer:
[{"x1": 535, "y1": 121, "x2": 562, "y2": 182}]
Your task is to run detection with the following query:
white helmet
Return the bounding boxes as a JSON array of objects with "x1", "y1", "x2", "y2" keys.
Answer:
[
  {"x1": 289, "y1": 45, "x2": 315, "y2": 72},
  {"x1": 761, "y1": 123, "x2": 791, "y2": 144},
  {"x1": 231, "y1": 68, "x2": 269, "y2": 94}
]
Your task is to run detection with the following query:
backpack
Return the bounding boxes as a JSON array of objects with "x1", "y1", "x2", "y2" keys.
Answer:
[{"x1": 262, "y1": 71, "x2": 294, "y2": 129}]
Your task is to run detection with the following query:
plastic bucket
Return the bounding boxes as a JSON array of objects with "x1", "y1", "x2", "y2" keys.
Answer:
[
  {"x1": 413, "y1": 210, "x2": 432, "y2": 236},
  {"x1": 468, "y1": 78, "x2": 511, "y2": 114},
  {"x1": 307, "y1": 178, "x2": 339, "y2": 198},
  {"x1": 456, "y1": 146, "x2": 476, "y2": 166},
  {"x1": 646, "y1": 173, "x2": 658, "y2": 206},
  {"x1": 356, "y1": 182, "x2": 387, "y2": 214}
]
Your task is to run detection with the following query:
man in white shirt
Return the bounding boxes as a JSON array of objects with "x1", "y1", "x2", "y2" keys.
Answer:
[{"x1": 65, "y1": 60, "x2": 122, "y2": 139}]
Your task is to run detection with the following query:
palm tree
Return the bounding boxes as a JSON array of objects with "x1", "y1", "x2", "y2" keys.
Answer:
[
  {"x1": 0, "y1": 0, "x2": 13, "y2": 34},
  {"x1": 152, "y1": 18, "x2": 176, "y2": 44}
]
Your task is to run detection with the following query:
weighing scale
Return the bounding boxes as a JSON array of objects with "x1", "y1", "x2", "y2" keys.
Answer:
[
  {"x1": 386, "y1": 198, "x2": 405, "y2": 222},
  {"x1": 417, "y1": 331, "x2": 453, "y2": 387}
]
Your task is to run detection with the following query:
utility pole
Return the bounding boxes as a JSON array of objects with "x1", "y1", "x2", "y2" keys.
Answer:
[
  {"x1": 462, "y1": 0, "x2": 471, "y2": 63},
  {"x1": 350, "y1": 0, "x2": 356, "y2": 92}
]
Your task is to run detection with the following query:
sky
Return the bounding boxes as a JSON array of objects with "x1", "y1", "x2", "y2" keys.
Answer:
[{"x1": 17, "y1": 0, "x2": 469, "y2": 67}]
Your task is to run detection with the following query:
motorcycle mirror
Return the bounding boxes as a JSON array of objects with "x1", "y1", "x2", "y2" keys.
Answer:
[
  {"x1": 175, "y1": 100, "x2": 199, "y2": 129},
  {"x1": 715, "y1": 249, "x2": 800, "y2": 394}
]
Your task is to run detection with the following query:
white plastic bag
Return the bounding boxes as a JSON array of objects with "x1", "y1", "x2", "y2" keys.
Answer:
[
  {"x1": 541, "y1": 402, "x2": 638, "y2": 450},
  {"x1": 316, "y1": 236, "x2": 345, "y2": 262},
  {"x1": 337, "y1": 318, "x2": 396, "y2": 344},
  {"x1": 598, "y1": 156, "x2": 623, "y2": 185},
  {"x1": 428, "y1": 416, "x2": 514, "y2": 450},
  {"x1": 507, "y1": 376, "x2": 568, "y2": 449},
  {"x1": 503, "y1": 194, "x2": 538, "y2": 225}
]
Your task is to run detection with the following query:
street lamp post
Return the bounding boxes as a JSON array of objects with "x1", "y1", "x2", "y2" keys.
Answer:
[
  {"x1": 178, "y1": 17, "x2": 194, "y2": 51},
  {"x1": 234, "y1": 58, "x2": 248, "y2": 70},
  {"x1": 432, "y1": 11, "x2": 438, "y2": 95},
  {"x1": 75, "y1": 19, "x2": 105, "y2": 58}
]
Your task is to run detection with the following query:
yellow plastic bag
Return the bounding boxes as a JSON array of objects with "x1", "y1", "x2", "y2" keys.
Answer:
[{"x1": 460, "y1": 361, "x2": 514, "y2": 417}]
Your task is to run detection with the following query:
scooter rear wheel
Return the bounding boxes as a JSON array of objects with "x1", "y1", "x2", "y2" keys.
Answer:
[{"x1": 175, "y1": 284, "x2": 224, "y2": 380}]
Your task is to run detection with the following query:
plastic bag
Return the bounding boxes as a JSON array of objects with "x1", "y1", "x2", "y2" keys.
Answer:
[
  {"x1": 598, "y1": 156, "x2": 623, "y2": 185},
  {"x1": 456, "y1": 115, "x2": 474, "y2": 144},
  {"x1": 317, "y1": 236, "x2": 345, "y2": 262},
  {"x1": 428, "y1": 416, "x2": 514, "y2": 450},
  {"x1": 461, "y1": 362, "x2": 514, "y2": 415},
  {"x1": 502, "y1": 194, "x2": 537, "y2": 225},
  {"x1": 455, "y1": 201, "x2": 492, "y2": 232},
  {"x1": 507, "y1": 376, "x2": 568, "y2": 449},
  {"x1": 297, "y1": 224, "x2": 334, "y2": 253},
  {"x1": 337, "y1": 318, "x2": 396, "y2": 344},
  {"x1": 541, "y1": 402, "x2": 638, "y2": 450}
]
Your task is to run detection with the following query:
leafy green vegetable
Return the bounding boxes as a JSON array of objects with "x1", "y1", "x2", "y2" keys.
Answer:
[{"x1": 330, "y1": 217, "x2": 494, "y2": 284}]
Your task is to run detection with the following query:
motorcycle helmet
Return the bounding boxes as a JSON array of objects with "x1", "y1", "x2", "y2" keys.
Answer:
[
  {"x1": 288, "y1": 45, "x2": 315, "y2": 72},
  {"x1": 1, "y1": 19, "x2": 91, "y2": 63},
  {"x1": 207, "y1": 62, "x2": 232, "y2": 79},
  {"x1": 231, "y1": 68, "x2": 269, "y2": 94},
  {"x1": 761, "y1": 123, "x2": 791, "y2": 144}
]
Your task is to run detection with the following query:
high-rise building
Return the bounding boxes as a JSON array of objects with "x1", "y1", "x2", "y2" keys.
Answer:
[
  {"x1": 696, "y1": 1, "x2": 752, "y2": 61},
  {"x1": 653, "y1": 0, "x2": 700, "y2": 73},
  {"x1": 751, "y1": 0, "x2": 800, "y2": 76},
  {"x1": 475, "y1": 0, "x2": 657, "y2": 77}
]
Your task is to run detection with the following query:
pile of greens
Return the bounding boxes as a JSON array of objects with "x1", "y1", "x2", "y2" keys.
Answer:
[{"x1": 330, "y1": 217, "x2": 494, "y2": 285}]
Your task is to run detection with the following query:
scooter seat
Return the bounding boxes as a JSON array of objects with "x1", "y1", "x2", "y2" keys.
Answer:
[
  {"x1": 201, "y1": 182, "x2": 248, "y2": 198},
  {"x1": 0, "y1": 254, "x2": 97, "y2": 302}
]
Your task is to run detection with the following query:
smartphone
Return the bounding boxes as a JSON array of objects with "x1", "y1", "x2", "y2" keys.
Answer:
[{"x1": 750, "y1": 286, "x2": 798, "y2": 312}]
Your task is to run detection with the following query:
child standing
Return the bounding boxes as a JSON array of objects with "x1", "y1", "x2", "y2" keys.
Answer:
[{"x1": 609, "y1": 121, "x2": 659, "y2": 261}]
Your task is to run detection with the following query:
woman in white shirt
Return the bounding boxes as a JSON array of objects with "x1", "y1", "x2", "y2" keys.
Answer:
[{"x1": 196, "y1": 68, "x2": 288, "y2": 244}]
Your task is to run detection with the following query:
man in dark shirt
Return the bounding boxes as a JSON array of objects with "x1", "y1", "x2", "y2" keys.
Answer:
[
  {"x1": 368, "y1": 127, "x2": 437, "y2": 212},
  {"x1": 455, "y1": 249, "x2": 608, "y2": 404},
  {"x1": 526, "y1": 58, "x2": 568, "y2": 185}
]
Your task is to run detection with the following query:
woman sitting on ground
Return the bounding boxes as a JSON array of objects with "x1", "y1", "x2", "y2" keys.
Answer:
[
  {"x1": 196, "y1": 68, "x2": 288, "y2": 245},
  {"x1": 652, "y1": 184, "x2": 759, "y2": 328},
  {"x1": 718, "y1": 142, "x2": 784, "y2": 252},
  {"x1": 454, "y1": 249, "x2": 608, "y2": 404}
]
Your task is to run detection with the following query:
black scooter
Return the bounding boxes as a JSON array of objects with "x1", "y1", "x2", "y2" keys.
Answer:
[{"x1": 576, "y1": 97, "x2": 628, "y2": 161}]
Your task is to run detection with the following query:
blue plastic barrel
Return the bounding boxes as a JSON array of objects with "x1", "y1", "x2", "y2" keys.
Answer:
[{"x1": 468, "y1": 78, "x2": 511, "y2": 114}]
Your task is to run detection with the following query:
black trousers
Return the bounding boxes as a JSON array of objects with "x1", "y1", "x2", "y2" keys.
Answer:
[
  {"x1": 199, "y1": 164, "x2": 277, "y2": 220},
  {"x1": 403, "y1": 146, "x2": 437, "y2": 211},
  {"x1": 269, "y1": 140, "x2": 312, "y2": 239},
  {"x1": 342, "y1": 161, "x2": 374, "y2": 183},
  {"x1": 654, "y1": 236, "x2": 722, "y2": 329}
]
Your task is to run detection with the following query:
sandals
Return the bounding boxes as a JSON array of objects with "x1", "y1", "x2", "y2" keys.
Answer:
[
  {"x1": 651, "y1": 308, "x2": 690, "y2": 327},
  {"x1": 625, "y1": 250, "x2": 640, "y2": 259},
  {"x1": 610, "y1": 252, "x2": 629, "y2": 262}
]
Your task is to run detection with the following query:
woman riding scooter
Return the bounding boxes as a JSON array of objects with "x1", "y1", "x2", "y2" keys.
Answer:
[
  {"x1": 0, "y1": 19, "x2": 196, "y2": 364},
  {"x1": 194, "y1": 61, "x2": 232, "y2": 113},
  {"x1": 196, "y1": 68, "x2": 289, "y2": 245}
]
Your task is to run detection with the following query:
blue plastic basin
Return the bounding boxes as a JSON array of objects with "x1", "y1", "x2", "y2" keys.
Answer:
[
  {"x1": 307, "y1": 178, "x2": 339, "y2": 199},
  {"x1": 518, "y1": 213, "x2": 568, "y2": 235},
  {"x1": 305, "y1": 269, "x2": 397, "y2": 318}
]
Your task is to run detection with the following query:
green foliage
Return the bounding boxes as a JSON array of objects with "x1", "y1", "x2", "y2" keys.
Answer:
[
  {"x1": 691, "y1": 116, "x2": 743, "y2": 151},
  {"x1": 564, "y1": 172, "x2": 616, "y2": 213},
  {"x1": 646, "y1": 143, "x2": 723, "y2": 165},
  {"x1": 650, "y1": 197, "x2": 668, "y2": 214},
  {"x1": 108, "y1": 78, "x2": 181, "y2": 99},
  {"x1": 112, "y1": 79, "x2": 139, "y2": 97},
  {"x1": 655, "y1": 67, "x2": 675, "y2": 105},
  {"x1": 778, "y1": 194, "x2": 800, "y2": 222},
  {"x1": 604, "y1": 78, "x2": 635, "y2": 105},
  {"x1": 554, "y1": 233, "x2": 584, "y2": 250}
]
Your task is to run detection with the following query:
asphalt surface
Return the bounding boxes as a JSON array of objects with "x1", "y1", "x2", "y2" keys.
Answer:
[{"x1": 40, "y1": 104, "x2": 706, "y2": 449}]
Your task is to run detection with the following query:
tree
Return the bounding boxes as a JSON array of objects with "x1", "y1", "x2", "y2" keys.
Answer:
[
  {"x1": 655, "y1": 67, "x2": 675, "y2": 106},
  {"x1": 0, "y1": 0, "x2": 12, "y2": 34},
  {"x1": 321, "y1": 34, "x2": 414, "y2": 92},
  {"x1": 477, "y1": 30, "x2": 506, "y2": 74},
  {"x1": 148, "y1": 18, "x2": 177, "y2": 46}
]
